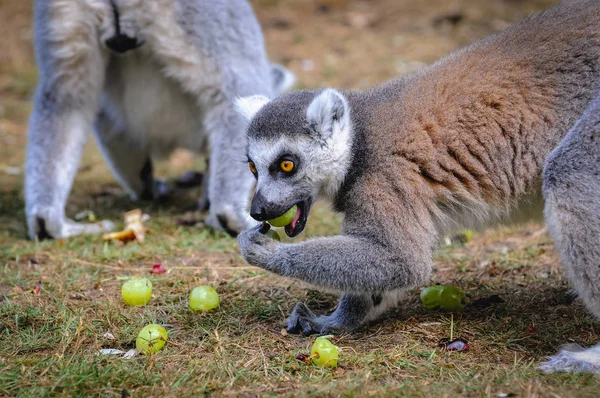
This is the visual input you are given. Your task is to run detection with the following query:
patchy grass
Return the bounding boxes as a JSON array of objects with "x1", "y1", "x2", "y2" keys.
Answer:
[
  {"x1": 2, "y1": 221, "x2": 600, "y2": 397},
  {"x1": 1, "y1": 0, "x2": 599, "y2": 396}
]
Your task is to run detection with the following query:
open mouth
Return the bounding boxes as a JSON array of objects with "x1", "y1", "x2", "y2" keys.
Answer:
[{"x1": 284, "y1": 199, "x2": 312, "y2": 238}]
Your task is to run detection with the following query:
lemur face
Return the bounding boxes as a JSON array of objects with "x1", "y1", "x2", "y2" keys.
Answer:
[
  {"x1": 236, "y1": 89, "x2": 353, "y2": 237},
  {"x1": 246, "y1": 135, "x2": 316, "y2": 237}
]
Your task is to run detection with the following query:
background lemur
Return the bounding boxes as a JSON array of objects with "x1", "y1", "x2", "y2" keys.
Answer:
[
  {"x1": 237, "y1": 0, "x2": 600, "y2": 373},
  {"x1": 25, "y1": 0, "x2": 294, "y2": 240}
]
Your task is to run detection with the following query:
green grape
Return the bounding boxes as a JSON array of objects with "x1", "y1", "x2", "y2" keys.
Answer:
[
  {"x1": 136, "y1": 324, "x2": 168, "y2": 354},
  {"x1": 462, "y1": 229, "x2": 474, "y2": 242},
  {"x1": 189, "y1": 286, "x2": 220, "y2": 311},
  {"x1": 439, "y1": 285, "x2": 467, "y2": 312},
  {"x1": 121, "y1": 277, "x2": 152, "y2": 306},
  {"x1": 311, "y1": 336, "x2": 339, "y2": 368},
  {"x1": 268, "y1": 205, "x2": 298, "y2": 227},
  {"x1": 420, "y1": 285, "x2": 444, "y2": 309},
  {"x1": 265, "y1": 229, "x2": 281, "y2": 241}
]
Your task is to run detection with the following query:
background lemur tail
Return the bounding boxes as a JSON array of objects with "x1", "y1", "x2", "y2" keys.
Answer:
[{"x1": 270, "y1": 63, "x2": 296, "y2": 94}]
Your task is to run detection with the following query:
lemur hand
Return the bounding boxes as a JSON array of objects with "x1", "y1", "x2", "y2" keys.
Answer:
[{"x1": 238, "y1": 224, "x2": 280, "y2": 268}]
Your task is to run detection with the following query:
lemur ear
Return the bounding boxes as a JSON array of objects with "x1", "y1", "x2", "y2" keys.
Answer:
[
  {"x1": 235, "y1": 95, "x2": 270, "y2": 123},
  {"x1": 305, "y1": 89, "x2": 350, "y2": 140}
]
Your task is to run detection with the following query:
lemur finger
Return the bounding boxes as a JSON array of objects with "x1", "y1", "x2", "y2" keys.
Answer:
[
  {"x1": 259, "y1": 222, "x2": 270, "y2": 234},
  {"x1": 286, "y1": 302, "x2": 320, "y2": 335}
]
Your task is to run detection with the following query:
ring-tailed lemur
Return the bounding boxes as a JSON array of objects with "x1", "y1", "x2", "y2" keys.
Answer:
[
  {"x1": 25, "y1": 0, "x2": 294, "y2": 240},
  {"x1": 236, "y1": 1, "x2": 600, "y2": 374}
]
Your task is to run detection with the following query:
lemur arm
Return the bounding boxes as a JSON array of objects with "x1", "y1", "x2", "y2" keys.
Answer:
[{"x1": 238, "y1": 225, "x2": 433, "y2": 292}]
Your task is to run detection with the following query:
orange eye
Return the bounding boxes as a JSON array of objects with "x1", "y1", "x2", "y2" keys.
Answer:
[
  {"x1": 280, "y1": 160, "x2": 295, "y2": 173},
  {"x1": 249, "y1": 161, "x2": 257, "y2": 174}
]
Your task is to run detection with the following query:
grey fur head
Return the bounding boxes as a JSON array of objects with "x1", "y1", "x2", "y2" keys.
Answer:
[{"x1": 236, "y1": 89, "x2": 353, "y2": 236}]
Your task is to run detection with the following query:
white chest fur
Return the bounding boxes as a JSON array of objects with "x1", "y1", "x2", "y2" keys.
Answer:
[{"x1": 102, "y1": 50, "x2": 206, "y2": 158}]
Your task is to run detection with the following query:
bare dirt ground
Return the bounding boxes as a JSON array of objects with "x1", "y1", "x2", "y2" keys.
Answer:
[{"x1": 1, "y1": 0, "x2": 599, "y2": 397}]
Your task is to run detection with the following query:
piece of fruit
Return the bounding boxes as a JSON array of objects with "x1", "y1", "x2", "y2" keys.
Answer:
[
  {"x1": 439, "y1": 285, "x2": 467, "y2": 312},
  {"x1": 136, "y1": 324, "x2": 168, "y2": 354},
  {"x1": 121, "y1": 277, "x2": 153, "y2": 306},
  {"x1": 438, "y1": 337, "x2": 469, "y2": 352},
  {"x1": 189, "y1": 286, "x2": 220, "y2": 311},
  {"x1": 103, "y1": 209, "x2": 149, "y2": 243},
  {"x1": 420, "y1": 285, "x2": 444, "y2": 309},
  {"x1": 150, "y1": 263, "x2": 167, "y2": 274},
  {"x1": 103, "y1": 229, "x2": 136, "y2": 242},
  {"x1": 265, "y1": 229, "x2": 281, "y2": 241},
  {"x1": 310, "y1": 336, "x2": 339, "y2": 368},
  {"x1": 462, "y1": 229, "x2": 474, "y2": 242},
  {"x1": 268, "y1": 205, "x2": 298, "y2": 227}
]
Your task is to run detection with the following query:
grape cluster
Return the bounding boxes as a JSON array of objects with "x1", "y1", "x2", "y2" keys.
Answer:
[{"x1": 420, "y1": 285, "x2": 467, "y2": 312}]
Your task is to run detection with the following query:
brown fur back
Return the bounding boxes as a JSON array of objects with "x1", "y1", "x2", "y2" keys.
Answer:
[{"x1": 344, "y1": 0, "x2": 600, "y2": 237}]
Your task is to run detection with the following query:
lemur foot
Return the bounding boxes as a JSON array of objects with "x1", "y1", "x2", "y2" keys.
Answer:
[
  {"x1": 286, "y1": 302, "x2": 345, "y2": 335},
  {"x1": 286, "y1": 294, "x2": 376, "y2": 336},
  {"x1": 30, "y1": 214, "x2": 115, "y2": 240},
  {"x1": 538, "y1": 344, "x2": 600, "y2": 374}
]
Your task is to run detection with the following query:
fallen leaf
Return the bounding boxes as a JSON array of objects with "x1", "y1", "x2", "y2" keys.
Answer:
[
  {"x1": 150, "y1": 264, "x2": 167, "y2": 274},
  {"x1": 99, "y1": 349, "x2": 125, "y2": 355},
  {"x1": 123, "y1": 349, "x2": 139, "y2": 359},
  {"x1": 525, "y1": 326, "x2": 537, "y2": 334},
  {"x1": 438, "y1": 337, "x2": 469, "y2": 352}
]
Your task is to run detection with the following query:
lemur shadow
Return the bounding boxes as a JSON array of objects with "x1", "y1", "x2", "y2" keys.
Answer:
[
  {"x1": 299, "y1": 284, "x2": 597, "y2": 358},
  {"x1": 88, "y1": 174, "x2": 204, "y2": 217}
]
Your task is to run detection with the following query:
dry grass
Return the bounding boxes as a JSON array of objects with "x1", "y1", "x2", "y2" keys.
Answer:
[{"x1": 1, "y1": 0, "x2": 599, "y2": 396}]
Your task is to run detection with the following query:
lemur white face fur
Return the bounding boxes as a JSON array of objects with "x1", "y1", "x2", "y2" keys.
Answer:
[{"x1": 236, "y1": 89, "x2": 353, "y2": 237}]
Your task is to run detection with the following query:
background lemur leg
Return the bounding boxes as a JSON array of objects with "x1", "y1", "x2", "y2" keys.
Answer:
[
  {"x1": 25, "y1": 2, "x2": 115, "y2": 240},
  {"x1": 94, "y1": 109, "x2": 168, "y2": 201},
  {"x1": 540, "y1": 96, "x2": 600, "y2": 374},
  {"x1": 204, "y1": 104, "x2": 258, "y2": 235},
  {"x1": 286, "y1": 290, "x2": 406, "y2": 335},
  {"x1": 26, "y1": 107, "x2": 115, "y2": 239}
]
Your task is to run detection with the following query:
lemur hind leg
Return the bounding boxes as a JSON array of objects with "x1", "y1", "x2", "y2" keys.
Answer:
[
  {"x1": 25, "y1": 1, "x2": 115, "y2": 240},
  {"x1": 286, "y1": 290, "x2": 405, "y2": 335},
  {"x1": 540, "y1": 95, "x2": 600, "y2": 374}
]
